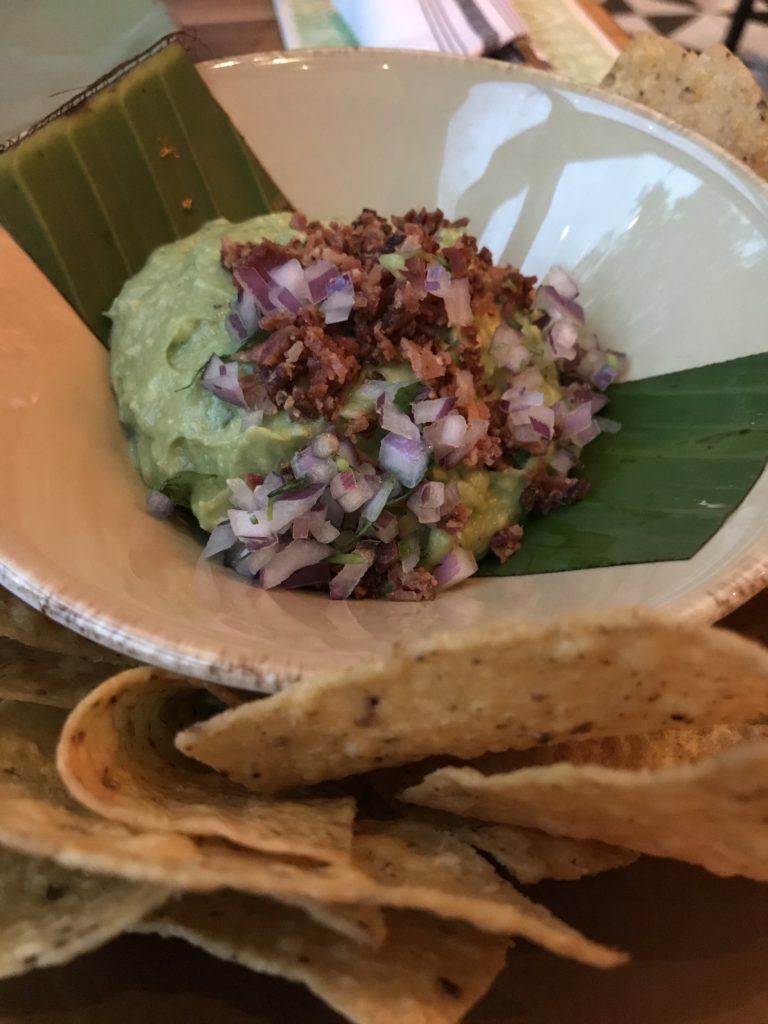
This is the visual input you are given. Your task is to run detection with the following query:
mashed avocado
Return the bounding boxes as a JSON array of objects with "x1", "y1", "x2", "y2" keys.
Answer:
[{"x1": 109, "y1": 213, "x2": 323, "y2": 530}]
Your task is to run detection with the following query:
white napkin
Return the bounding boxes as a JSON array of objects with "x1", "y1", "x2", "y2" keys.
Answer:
[{"x1": 332, "y1": 0, "x2": 528, "y2": 56}]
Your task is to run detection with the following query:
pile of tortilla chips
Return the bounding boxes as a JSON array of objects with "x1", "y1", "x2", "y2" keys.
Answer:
[{"x1": 0, "y1": 36, "x2": 767, "y2": 1024}]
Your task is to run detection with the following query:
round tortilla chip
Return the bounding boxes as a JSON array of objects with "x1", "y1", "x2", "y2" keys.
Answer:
[{"x1": 57, "y1": 667, "x2": 356, "y2": 865}]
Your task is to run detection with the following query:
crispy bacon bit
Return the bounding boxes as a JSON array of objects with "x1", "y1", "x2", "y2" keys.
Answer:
[
  {"x1": 441, "y1": 503, "x2": 472, "y2": 534},
  {"x1": 520, "y1": 472, "x2": 591, "y2": 515},
  {"x1": 388, "y1": 566, "x2": 439, "y2": 602},
  {"x1": 490, "y1": 524, "x2": 524, "y2": 562}
]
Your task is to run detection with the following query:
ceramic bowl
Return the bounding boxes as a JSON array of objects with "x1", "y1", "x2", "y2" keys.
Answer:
[{"x1": 0, "y1": 49, "x2": 766, "y2": 687}]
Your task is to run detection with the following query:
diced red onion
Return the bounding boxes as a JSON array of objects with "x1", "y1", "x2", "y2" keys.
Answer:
[
  {"x1": 442, "y1": 277, "x2": 473, "y2": 327},
  {"x1": 401, "y1": 233, "x2": 422, "y2": 253},
  {"x1": 412, "y1": 396, "x2": 454, "y2": 424},
  {"x1": 268, "y1": 285, "x2": 302, "y2": 314},
  {"x1": 433, "y1": 548, "x2": 478, "y2": 589},
  {"x1": 323, "y1": 273, "x2": 355, "y2": 325},
  {"x1": 304, "y1": 260, "x2": 338, "y2": 303},
  {"x1": 203, "y1": 521, "x2": 237, "y2": 559},
  {"x1": 311, "y1": 432, "x2": 340, "y2": 458},
  {"x1": 280, "y1": 562, "x2": 332, "y2": 589},
  {"x1": 595, "y1": 416, "x2": 621, "y2": 434},
  {"x1": 590, "y1": 392, "x2": 609, "y2": 414},
  {"x1": 261, "y1": 540, "x2": 332, "y2": 590},
  {"x1": 591, "y1": 351, "x2": 627, "y2": 391},
  {"x1": 444, "y1": 418, "x2": 489, "y2": 469},
  {"x1": 441, "y1": 482, "x2": 460, "y2": 517},
  {"x1": 536, "y1": 284, "x2": 584, "y2": 324},
  {"x1": 329, "y1": 549, "x2": 375, "y2": 600},
  {"x1": 561, "y1": 402, "x2": 593, "y2": 440},
  {"x1": 201, "y1": 354, "x2": 248, "y2": 409},
  {"x1": 228, "y1": 477, "x2": 260, "y2": 512},
  {"x1": 425, "y1": 262, "x2": 451, "y2": 294},
  {"x1": 372, "y1": 509, "x2": 398, "y2": 542},
  {"x1": 234, "y1": 266, "x2": 275, "y2": 314},
  {"x1": 291, "y1": 446, "x2": 337, "y2": 484},
  {"x1": 292, "y1": 515, "x2": 310, "y2": 540},
  {"x1": 230, "y1": 483, "x2": 325, "y2": 541},
  {"x1": 543, "y1": 265, "x2": 579, "y2": 301},
  {"x1": 307, "y1": 510, "x2": 340, "y2": 544},
  {"x1": 407, "y1": 481, "x2": 445, "y2": 525},
  {"x1": 490, "y1": 323, "x2": 529, "y2": 372},
  {"x1": 379, "y1": 433, "x2": 429, "y2": 488},
  {"x1": 251, "y1": 472, "x2": 283, "y2": 510},
  {"x1": 146, "y1": 489, "x2": 174, "y2": 519},
  {"x1": 244, "y1": 541, "x2": 279, "y2": 575},
  {"x1": 337, "y1": 439, "x2": 360, "y2": 469},
  {"x1": 378, "y1": 391, "x2": 420, "y2": 441},
  {"x1": 330, "y1": 470, "x2": 372, "y2": 513},
  {"x1": 549, "y1": 319, "x2": 579, "y2": 360},
  {"x1": 528, "y1": 405, "x2": 555, "y2": 441},
  {"x1": 269, "y1": 259, "x2": 310, "y2": 305},
  {"x1": 226, "y1": 311, "x2": 250, "y2": 344},
  {"x1": 423, "y1": 413, "x2": 467, "y2": 462},
  {"x1": 575, "y1": 420, "x2": 601, "y2": 447},
  {"x1": 548, "y1": 448, "x2": 576, "y2": 475},
  {"x1": 361, "y1": 476, "x2": 395, "y2": 524}
]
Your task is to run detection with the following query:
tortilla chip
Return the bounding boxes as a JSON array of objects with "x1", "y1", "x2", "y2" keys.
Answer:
[
  {"x1": 177, "y1": 610, "x2": 768, "y2": 792},
  {"x1": 137, "y1": 895, "x2": 508, "y2": 1024},
  {"x1": 0, "y1": 702, "x2": 620, "y2": 962},
  {"x1": 0, "y1": 636, "x2": 112, "y2": 709},
  {"x1": 0, "y1": 701, "x2": 380, "y2": 945},
  {"x1": 0, "y1": 845, "x2": 168, "y2": 979},
  {"x1": 402, "y1": 740, "x2": 768, "y2": 880},
  {"x1": 0, "y1": 585, "x2": 131, "y2": 664},
  {"x1": 57, "y1": 667, "x2": 356, "y2": 865},
  {"x1": 351, "y1": 820, "x2": 625, "y2": 967},
  {"x1": 602, "y1": 35, "x2": 768, "y2": 180}
]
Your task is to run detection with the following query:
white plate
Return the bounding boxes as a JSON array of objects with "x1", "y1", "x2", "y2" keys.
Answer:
[{"x1": 0, "y1": 49, "x2": 766, "y2": 686}]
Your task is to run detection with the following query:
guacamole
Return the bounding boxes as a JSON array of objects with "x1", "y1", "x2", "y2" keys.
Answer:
[{"x1": 109, "y1": 208, "x2": 623, "y2": 600}]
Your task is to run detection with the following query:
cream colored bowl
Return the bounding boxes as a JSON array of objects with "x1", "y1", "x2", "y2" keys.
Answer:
[{"x1": 0, "y1": 49, "x2": 766, "y2": 688}]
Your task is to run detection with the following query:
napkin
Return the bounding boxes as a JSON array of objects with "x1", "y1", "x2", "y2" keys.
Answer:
[{"x1": 332, "y1": 0, "x2": 529, "y2": 56}]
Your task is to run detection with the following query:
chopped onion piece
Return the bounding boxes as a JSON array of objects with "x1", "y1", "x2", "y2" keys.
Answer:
[
  {"x1": 311, "y1": 432, "x2": 340, "y2": 458},
  {"x1": 228, "y1": 477, "x2": 260, "y2": 512},
  {"x1": 575, "y1": 420, "x2": 601, "y2": 447},
  {"x1": 423, "y1": 413, "x2": 467, "y2": 462},
  {"x1": 412, "y1": 396, "x2": 454, "y2": 424},
  {"x1": 399, "y1": 533, "x2": 421, "y2": 575},
  {"x1": 234, "y1": 266, "x2": 274, "y2": 314},
  {"x1": 323, "y1": 273, "x2": 355, "y2": 325},
  {"x1": 378, "y1": 391, "x2": 420, "y2": 441},
  {"x1": 291, "y1": 447, "x2": 337, "y2": 484},
  {"x1": 425, "y1": 262, "x2": 451, "y2": 294},
  {"x1": 245, "y1": 541, "x2": 279, "y2": 575},
  {"x1": 281, "y1": 563, "x2": 332, "y2": 589},
  {"x1": 407, "y1": 481, "x2": 445, "y2": 524},
  {"x1": 444, "y1": 418, "x2": 489, "y2": 469},
  {"x1": 379, "y1": 433, "x2": 429, "y2": 488},
  {"x1": 329, "y1": 549, "x2": 375, "y2": 600},
  {"x1": 330, "y1": 470, "x2": 372, "y2": 512},
  {"x1": 307, "y1": 510, "x2": 340, "y2": 544},
  {"x1": 146, "y1": 490, "x2": 174, "y2": 519},
  {"x1": 304, "y1": 260, "x2": 338, "y2": 303},
  {"x1": 269, "y1": 259, "x2": 310, "y2": 305},
  {"x1": 292, "y1": 515, "x2": 310, "y2": 540},
  {"x1": 261, "y1": 540, "x2": 332, "y2": 590},
  {"x1": 543, "y1": 265, "x2": 579, "y2": 300},
  {"x1": 549, "y1": 319, "x2": 579, "y2": 360},
  {"x1": 433, "y1": 548, "x2": 477, "y2": 589},
  {"x1": 226, "y1": 311, "x2": 249, "y2": 344},
  {"x1": 528, "y1": 406, "x2": 555, "y2": 441},
  {"x1": 490, "y1": 323, "x2": 529, "y2": 372},
  {"x1": 548, "y1": 448, "x2": 576, "y2": 475},
  {"x1": 230, "y1": 483, "x2": 325, "y2": 541},
  {"x1": 561, "y1": 402, "x2": 593, "y2": 440},
  {"x1": 201, "y1": 355, "x2": 248, "y2": 409},
  {"x1": 441, "y1": 482, "x2": 460, "y2": 517},
  {"x1": 372, "y1": 509, "x2": 398, "y2": 542},
  {"x1": 203, "y1": 522, "x2": 236, "y2": 559},
  {"x1": 596, "y1": 416, "x2": 621, "y2": 434},
  {"x1": 536, "y1": 284, "x2": 585, "y2": 324}
]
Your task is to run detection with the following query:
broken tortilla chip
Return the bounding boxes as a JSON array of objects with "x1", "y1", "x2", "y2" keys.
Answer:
[
  {"x1": 137, "y1": 894, "x2": 508, "y2": 1024},
  {"x1": 176, "y1": 610, "x2": 768, "y2": 792},
  {"x1": 57, "y1": 667, "x2": 356, "y2": 865},
  {"x1": 402, "y1": 740, "x2": 768, "y2": 881},
  {"x1": 0, "y1": 636, "x2": 111, "y2": 708},
  {"x1": 0, "y1": 703, "x2": 620, "y2": 962},
  {"x1": 0, "y1": 585, "x2": 131, "y2": 664},
  {"x1": 0, "y1": 845, "x2": 168, "y2": 979},
  {"x1": 602, "y1": 35, "x2": 768, "y2": 181}
]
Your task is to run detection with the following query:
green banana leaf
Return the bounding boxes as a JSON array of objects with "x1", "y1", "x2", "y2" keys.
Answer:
[
  {"x1": 480, "y1": 352, "x2": 768, "y2": 576},
  {"x1": 0, "y1": 39, "x2": 290, "y2": 341}
]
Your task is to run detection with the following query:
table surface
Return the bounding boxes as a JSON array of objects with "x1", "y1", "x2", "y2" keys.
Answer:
[{"x1": 2, "y1": 3, "x2": 768, "y2": 1021}]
